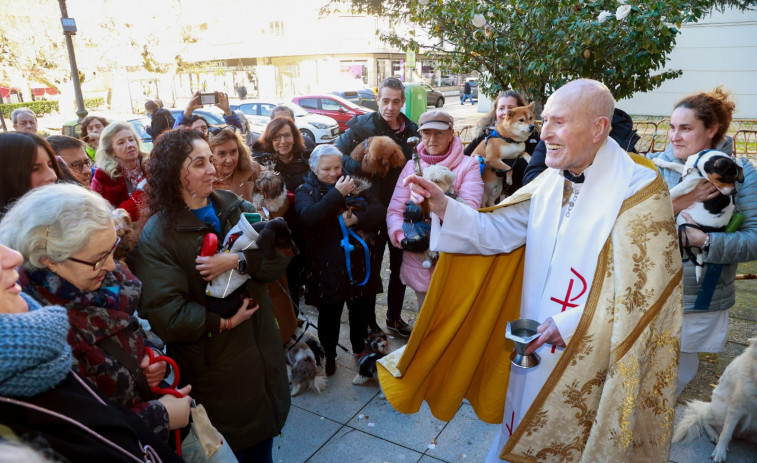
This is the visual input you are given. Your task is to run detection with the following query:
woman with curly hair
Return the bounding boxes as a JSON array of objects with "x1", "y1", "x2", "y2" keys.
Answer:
[
  {"x1": 79, "y1": 115, "x2": 108, "y2": 160},
  {"x1": 134, "y1": 127, "x2": 291, "y2": 463},
  {"x1": 91, "y1": 121, "x2": 149, "y2": 228},
  {"x1": 0, "y1": 132, "x2": 61, "y2": 215},
  {"x1": 208, "y1": 126, "x2": 262, "y2": 201}
]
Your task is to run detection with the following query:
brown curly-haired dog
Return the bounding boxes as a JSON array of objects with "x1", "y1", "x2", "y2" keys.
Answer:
[
  {"x1": 111, "y1": 208, "x2": 138, "y2": 267},
  {"x1": 349, "y1": 136, "x2": 406, "y2": 177}
]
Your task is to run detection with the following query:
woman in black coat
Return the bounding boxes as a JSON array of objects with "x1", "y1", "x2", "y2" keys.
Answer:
[{"x1": 295, "y1": 145, "x2": 385, "y2": 376}]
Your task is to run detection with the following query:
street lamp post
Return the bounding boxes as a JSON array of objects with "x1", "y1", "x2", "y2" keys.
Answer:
[{"x1": 58, "y1": 0, "x2": 88, "y2": 121}]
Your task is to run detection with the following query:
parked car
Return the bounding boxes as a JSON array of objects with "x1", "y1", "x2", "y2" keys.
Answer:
[
  {"x1": 403, "y1": 82, "x2": 445, "y2": 107},
  {"x1": 291, "y1": 94, "x2": 373, "y2": 133},
  {"x1": 168, "y1": 107, "x2": 229, "y2": 128},
  {"x1": 231, "y1": 99, "x2": 339, "y2": 144},
  {"x1": 61, "y1": 114, "x2": 155, "y2": 152},
  {"x1": 459, "y1": 78, "x2": 479, "y2": 101},
  {"x1": 330, "y1": 89, "x2": 378, "y2": 110}
]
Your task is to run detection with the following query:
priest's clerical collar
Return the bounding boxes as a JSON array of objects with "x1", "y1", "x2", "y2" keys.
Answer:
[{"x1": 563, "y1": 170, "x2": 585, "y2": 183}]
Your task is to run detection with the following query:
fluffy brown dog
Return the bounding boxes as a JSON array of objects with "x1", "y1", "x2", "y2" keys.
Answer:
[
  {"x1": 473, "y1": 102, "x2": 536, "y2": 206},
  {"x1": 252, "y1": 169, "x2": 289, "y2": 220},
  {"x1": 350, "y1": 136, "x2": 406, "y2": 177},
  {"x1": 111, "y1": 208, "x2": 138, "y2": 268}
]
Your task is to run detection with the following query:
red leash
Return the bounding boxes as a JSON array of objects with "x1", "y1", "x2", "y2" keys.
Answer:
[{"x1": 146, "y1": 349, "x2": 185, "y2": 455}]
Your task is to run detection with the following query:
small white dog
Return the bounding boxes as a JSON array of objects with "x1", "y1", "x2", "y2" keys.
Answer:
[{"x1": 672, "y1": 337, "x2": 757, "y2": 462}]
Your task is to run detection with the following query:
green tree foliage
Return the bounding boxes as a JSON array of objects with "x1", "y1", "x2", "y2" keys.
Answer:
[{"x1": 325, "y1": 0, "x2": 756, "y2": 111}]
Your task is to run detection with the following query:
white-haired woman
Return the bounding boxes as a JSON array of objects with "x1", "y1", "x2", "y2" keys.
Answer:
[
  {"x1": 91, "y1": 121, "x2": 149, "y2": 229},
  {"x1": 295, "y1": 145, "x2": 385, "y2": 376},
  {"x1": 0, "y1": 183, "x2": 191, "y2": 443}
]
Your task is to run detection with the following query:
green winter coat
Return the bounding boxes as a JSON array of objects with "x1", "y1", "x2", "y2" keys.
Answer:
[{"x1": 134, "y1": 189, "x2": 291, "y2": 450}]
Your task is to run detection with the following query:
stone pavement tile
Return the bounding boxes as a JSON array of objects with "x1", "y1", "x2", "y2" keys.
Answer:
[
  {"x1": 418, "y1": 457, "x2": 447, "y2": 463},
  {"x1": 347, "y1": 397, "x2": 446, "y2": 453},
  {"x1": 306, "y1": 426, "x2": 425, "y2": 463},
  {"x1": 274, "y1": 406, "x2": 342, "y2": 463},
  {"x1": 669, "y1": 406, "x2": 757, "y2": 463},
  {"x1": 728, "y1": 316, "x2": 757, "y2": 345},
  {"x1": 427, "y1": 402, "x2": 499, "y2": 462},
  {"x1": 291, "y1": 364, "x2": 379, "y2": 424}
]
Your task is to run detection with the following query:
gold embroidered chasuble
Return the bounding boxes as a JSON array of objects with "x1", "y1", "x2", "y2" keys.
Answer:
[{"x1": 377, "y1": 154, "x2": 683, "y2": 462}]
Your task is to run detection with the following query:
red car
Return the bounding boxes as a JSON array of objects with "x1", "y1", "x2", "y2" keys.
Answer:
[{"x1": 291, "y1": 94, "x2": 373, "y2": 133}]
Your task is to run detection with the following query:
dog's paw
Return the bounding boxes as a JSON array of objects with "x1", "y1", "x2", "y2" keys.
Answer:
[
  {"x1": 353, "y1": 374, "x2": 369, "y2": 385},
  {"x1": 711, "y1": 443, "x2": 728, "y2": 463}
]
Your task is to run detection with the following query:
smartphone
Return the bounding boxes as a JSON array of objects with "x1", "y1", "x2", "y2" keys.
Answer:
[{"x1": 200, "y1": 92, "x2": 218, "y2": 105}]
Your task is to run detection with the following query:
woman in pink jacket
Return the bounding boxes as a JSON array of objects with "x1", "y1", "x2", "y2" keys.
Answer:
[{"x1": 387, "y1": 110, "x2": 483, "y2": 308}]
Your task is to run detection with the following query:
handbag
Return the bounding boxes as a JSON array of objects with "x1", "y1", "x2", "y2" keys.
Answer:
[{"x1": 180, "y1": 401, "x2": 238, "y2": 463}]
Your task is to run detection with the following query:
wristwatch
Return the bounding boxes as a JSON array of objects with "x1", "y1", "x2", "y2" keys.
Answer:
[
  {"x1": 702, "y1": 233, "x2": 711, "y2": 253},
  {"x1": 236, "y1": 252, "x2": 247, "y2": 273}
]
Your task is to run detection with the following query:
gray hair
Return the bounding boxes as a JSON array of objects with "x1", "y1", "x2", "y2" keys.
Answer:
[
  {"x1": 309, "y1": 144, "x2": 343, "y2": 170},
  {"x1": 10, "y1": 108, "x2": 36, "y2": 125},
  {"x1": 0, "y1": 183, "x2": 113, "y2": 270},
  {"x1": 96, "y1": 121, "x2": 147, "y2": 178}
]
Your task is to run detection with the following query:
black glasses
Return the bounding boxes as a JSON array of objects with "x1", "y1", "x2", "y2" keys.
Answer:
[
  {"x1": 67, "y1": 237, "x2": 121, "y2": 271},
  {"x1": 68, "y1": 158, "x2": 93, "y2": 172}
]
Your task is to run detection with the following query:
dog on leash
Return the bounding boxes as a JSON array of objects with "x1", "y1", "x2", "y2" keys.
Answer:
[
  {"x1": 672, "y1": 337, "x2": 757, "y2": 462},
  {"x1": 353, "y1": 332, "x2": 389, "y2": 387},
  {"x1": 287, "y1": 340, "x2": 328, "y2": 396},
  {"x1": 349, "y1": 136, "x2": 406, "y2": 177},
  {"x1": 252, "y1": 169, "x2": 289, "y2": 220},
  {"x1": 472, "y1": 102, "x2": 536, "y2": 207},
  {"x1": 111, "y1": 208, "x2": 138, "y2": 269},
  {"x1": 653, "y1": 150, "x2": 742, "y2": 281}
]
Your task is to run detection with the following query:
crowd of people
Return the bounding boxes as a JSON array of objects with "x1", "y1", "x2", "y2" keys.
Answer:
[{"x1": 1, "y1": 77, "x2": 754, "y2": 462}]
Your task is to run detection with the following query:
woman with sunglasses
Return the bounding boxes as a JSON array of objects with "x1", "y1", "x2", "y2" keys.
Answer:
[{"x1": 0, "y1": 183, "x2": 192, "y2": 443}]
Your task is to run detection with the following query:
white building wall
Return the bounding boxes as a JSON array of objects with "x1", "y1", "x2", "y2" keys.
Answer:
[{"x1": 618, "y1": 8, "x2": 757, "y2": 118}]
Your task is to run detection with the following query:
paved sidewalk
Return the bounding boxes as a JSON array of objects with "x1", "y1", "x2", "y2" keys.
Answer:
[{"x1": 273, "y1": 257, "x2": 757, "y2": 463}]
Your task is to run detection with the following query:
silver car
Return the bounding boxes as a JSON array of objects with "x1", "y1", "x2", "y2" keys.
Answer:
[{"x1": 232, "y1": 99, "x2": 340, "y2": 144}]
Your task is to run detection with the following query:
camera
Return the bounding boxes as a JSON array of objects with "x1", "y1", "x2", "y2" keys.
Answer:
[{"x1": 200, "y1": 92, "x2": 219, "y2": 105}]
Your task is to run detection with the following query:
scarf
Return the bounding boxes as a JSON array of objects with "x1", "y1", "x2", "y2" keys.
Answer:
[
  {"x1": 19, "y1": 265, "x2": 149, "y2": 408},
  {"x1": 120, "y1": 162, "x2": 145, "y2": 191},
  {"x1": 0, "y1": 294, "x2": 72, "y2": 397}
]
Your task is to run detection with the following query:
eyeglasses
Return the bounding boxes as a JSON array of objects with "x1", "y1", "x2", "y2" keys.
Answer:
[
  {"x1": 67, "y1": 237, "x2": 121, "y2": 271},
  {"x1": 68, "y1": 158, "x2": 93, "y2": 172},
  {"x1": 272, "y1": 133, "x2": 293, "y2": 142},
  {"x1": 420, "y1": 130, "x2": 450, "y2": 139}
]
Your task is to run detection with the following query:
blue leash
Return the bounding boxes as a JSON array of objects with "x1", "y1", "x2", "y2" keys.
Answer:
[{"x1": 338, "y1": 214, "x2": 371, "y2": 286}]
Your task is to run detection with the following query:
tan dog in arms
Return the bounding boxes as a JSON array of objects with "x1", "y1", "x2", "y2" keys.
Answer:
[{"x1": 472, "y1": 102, "x2": 536, "y2": 206}]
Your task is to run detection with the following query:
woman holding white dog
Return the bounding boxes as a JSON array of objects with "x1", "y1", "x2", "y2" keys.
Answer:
[
  {"x1": 387, "y1": 110, "x2": 483, "y2": 308},
  {"x1": 648, "y1": 87, "x2": 757, "y2": 396}
]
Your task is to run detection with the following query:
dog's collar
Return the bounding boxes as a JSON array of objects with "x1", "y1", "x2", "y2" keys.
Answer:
[
  {"x1": 692, "y1": 149, "x2": 717, "y2": 170},
  {"x1": 486, "y1": 129, "x2": 517, "y2": 144},
  {"x1": 363, "y1": 138, "x2": 369, "y2": 151}
]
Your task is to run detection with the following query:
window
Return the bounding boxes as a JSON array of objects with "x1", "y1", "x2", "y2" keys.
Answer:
[
  {"x1": 238, "y1": 104, "x2": 258, "y2": 116},
  {"x1": 321, "y1": 99, "x2": 342, "y2": 111},
  {"x1": 298, "y1": 98, "x2": 319, "y2": 110},
  {"x1": 260, "y1": 104, "x2": 276, "y2": 118}
]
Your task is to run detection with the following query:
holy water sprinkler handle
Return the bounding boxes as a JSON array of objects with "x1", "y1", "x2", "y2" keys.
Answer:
[{"x1": 407, "y1": 136, "x2": 429, "y2": 218}]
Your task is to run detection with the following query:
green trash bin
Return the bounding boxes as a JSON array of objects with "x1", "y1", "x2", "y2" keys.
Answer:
[{"x1": 403, "y1": 83, "x2": 427, "y2": 124}]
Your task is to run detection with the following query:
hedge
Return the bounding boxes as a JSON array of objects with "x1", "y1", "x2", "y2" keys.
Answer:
[{"x1": 1, "y1": 97, "x2": 106, "y2": 119}]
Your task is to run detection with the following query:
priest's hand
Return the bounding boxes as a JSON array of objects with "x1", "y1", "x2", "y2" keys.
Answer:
[
  {"x1": 525, "y1": 317, "x2": 565, "y2": 354},
  {"x1": 403, "y1": 174, "x2": 449, "y2": 219}
]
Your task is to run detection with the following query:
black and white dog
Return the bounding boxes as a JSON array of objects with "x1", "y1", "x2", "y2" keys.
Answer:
[
  {"x1": 352, "y1": 332, "x2": 389, "y2": 391},
  {"x1": 653, "y1": 150, "x2": 743, "y2": 281}
]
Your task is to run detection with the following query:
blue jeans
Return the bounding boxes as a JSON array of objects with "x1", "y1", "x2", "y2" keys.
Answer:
[{"x1": 461, "y1": 93, "x2": 474, "y2": 104}]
